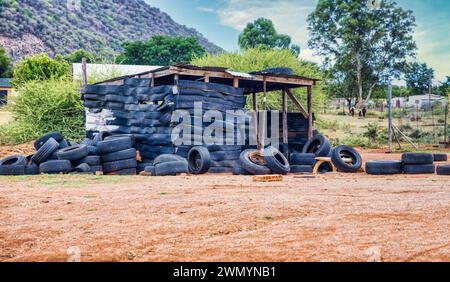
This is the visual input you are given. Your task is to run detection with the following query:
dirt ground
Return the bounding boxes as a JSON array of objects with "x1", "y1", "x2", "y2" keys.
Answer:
[{"x1": 0, "y1": 150, "x2": 449, "y2": 262}]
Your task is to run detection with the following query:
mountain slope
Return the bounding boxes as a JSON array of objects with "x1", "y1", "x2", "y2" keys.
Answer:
[{"x1": 0, "y1": 0, "x2": 223, "y2": 62}]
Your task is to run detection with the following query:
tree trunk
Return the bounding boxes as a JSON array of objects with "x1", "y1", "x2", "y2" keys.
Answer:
[
  {"x1": 356, "y1": 52, "x2": 363, "y2": 103},
  {"x1": 365, "y1": 83, "x2": 377, "y2": 105}
]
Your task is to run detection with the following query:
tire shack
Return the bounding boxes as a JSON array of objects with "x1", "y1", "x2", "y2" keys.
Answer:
[{"x1": 82, "y1": 63, "x2": 319, "y2": 167}]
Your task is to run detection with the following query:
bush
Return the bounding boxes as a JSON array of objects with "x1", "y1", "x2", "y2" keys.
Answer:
[
  {"x1": 340, "y1": 134, "x2": 371, "y2": 148},
  {"x1": 0, "y1": 79, "x2": 84, "y2": 145},
  {"x1": 12, "y1": 53, "x2": 71, "y2": 86},
  {"x1": 191, "y1": 48, "x2": 327, "y2": 112}
]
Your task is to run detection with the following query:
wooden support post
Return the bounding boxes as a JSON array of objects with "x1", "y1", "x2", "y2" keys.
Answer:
[
  {"x1": 252, "y1": 92, "x2": 259, "y2": 148},
  {"x1": 204, "y1": 75, "x2": 209, "y2": 83},
  {"x1": 174, "y1": 74, "x2": 179, "y2": 84},
  {"x1": 150, "y1": 73, "x2": 155, "y2": 87},
  {"x1": 282, "y1": 89, "x2": 288, "y2": 144},
  {"x1": 233, "y1": 78, "x2": 239, "y2": 88},
  {"x1": 81, "y1": 58, "x2": 88, "y2": 86},
  {"x1": 259, "y1": 79, "x2": 267, "y2": 151},
  {"x1": 307, "y1": 86, "x2": 313, "y2": 139},
  {"x1": 285, "y1": 88, "x2": 309, "y2": 119}
]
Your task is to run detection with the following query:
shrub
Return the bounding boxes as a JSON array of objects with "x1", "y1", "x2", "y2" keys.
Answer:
[
  {"x1": 316, "y1": 119, "x2": 338, "y2": 131},
  {"x1": 340, "y1": 134, "x2": 370, "y2": 148},
  {"x1": 12, "y1": 53, "x2": 71, "y2": 86},
  {"x1": 0, "y1": 79, "x2": 84, "y2": 144},
  {"x1": 191, "y1": 48, "x2": 327, "y2": 112}
]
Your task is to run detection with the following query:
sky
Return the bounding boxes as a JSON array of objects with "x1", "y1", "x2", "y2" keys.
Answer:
[{"x1": 145, "y1": 0, "x2": 450, "y2": 82}]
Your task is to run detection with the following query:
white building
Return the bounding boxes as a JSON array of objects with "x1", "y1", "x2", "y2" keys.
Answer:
[{"x1": 392, "y1": 94, "x2": 447, "y2": 109}]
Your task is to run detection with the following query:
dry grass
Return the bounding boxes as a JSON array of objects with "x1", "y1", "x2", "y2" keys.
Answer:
[{"x1": 0, "y1": 108, "x2": 12, "y2": 125}]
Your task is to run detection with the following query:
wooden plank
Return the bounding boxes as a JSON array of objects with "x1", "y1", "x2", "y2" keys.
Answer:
[
  {"x1": 150, "y1": 73, "x2": 155, "y2": 87},
  {"x1": 285, "y1": 88, "x2": 309, "y2": 119},
  {"x1": 233, "y1": 78, "x2": 239, "y2": 88},
  {"x1": 82, "y1": 58, "x2": 88, "y2": 86},
  {"x1": 282, "y1": 89, "x2": 288, "y2": 144},
  {"x1": 307, "y1": 86, "x2": 313, "y2": 139}
]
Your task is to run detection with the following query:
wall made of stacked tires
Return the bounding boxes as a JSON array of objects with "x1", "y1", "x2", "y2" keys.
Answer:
[{"x1": 82, "y1": 78, "x2": 247, "y2": 173}]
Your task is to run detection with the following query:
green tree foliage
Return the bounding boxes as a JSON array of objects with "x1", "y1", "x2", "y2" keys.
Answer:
[
  {"x1": 404, "y1": 62, "x2": 434, "y2": 95},
  {"x1": 56, "y1": 49, "x2": 97, "y2": 64},
  {"x1": 0, "y1": 79, "x2": 84, "y2": 144},
  {"x1": 192, "y1": 48, "x2": 327, "y2": 112},
  {"x1": 13, "y1": 54, "x2": 71, "y2": 86},
  {"x1": 117, "y1": 35, "x2": 206, "y2": 66},
  {"x1": 239, "y1": 18, "x2": 300, "y2": 56},
  {"x1": 438, "y1": 76, "x2": 449, "y2": 97},
  {"x1": 0, "y1": 46, "x2": 12, "y2": 77},
  {"x1": 307, "y1": 0, "x2": 416, "y2": 103}
]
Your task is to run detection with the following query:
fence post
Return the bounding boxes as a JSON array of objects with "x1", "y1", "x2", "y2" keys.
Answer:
[{"x1": 388, "y1": 82, "x2": 392, "y2": 153}]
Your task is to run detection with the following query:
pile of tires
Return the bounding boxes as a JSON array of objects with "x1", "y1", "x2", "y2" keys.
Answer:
[
  {"x1": 97, "y1": 135, "x2": 137, "y2": 175},
  {"x1": 149, "y1": 154, "x2": 188, "y2": 176},
  {"x1": 0, "y1": 132, "x2": 96, "y2": 175},
  {"x1": 401, "y1": 153, "x2": 436, "y2": 174},
  {"x1": 365, "y1": 152, "x2": 449, "y2": 175},
  {"x1": 289, "y1": 153, "x2": 315, "y2": 173}
]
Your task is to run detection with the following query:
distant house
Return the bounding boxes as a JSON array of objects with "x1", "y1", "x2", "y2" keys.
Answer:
[
  {"x1": 392, "y1": 94, "x2": 447, "y2": 109},
  {"x1": 0, "y1": 78, "x2": 13, "y2": 106}
]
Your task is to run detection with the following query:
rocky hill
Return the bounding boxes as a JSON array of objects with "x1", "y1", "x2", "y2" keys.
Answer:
[{"x1": 0, "y1": 0, "x2": 223, "y2": 62}]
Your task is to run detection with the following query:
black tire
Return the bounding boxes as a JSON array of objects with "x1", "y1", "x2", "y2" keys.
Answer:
[
  {"x1": 0, "y1": 165, "x2": 25, "y2": 175},
  {"x1": 290, "y1": 165, "x2": 313, "y2": 173},
  {"x1": 81, "y1": 138, "x2": 94, "y2": 146},
  {"x1": 232, "y1": 166, "x2": 250, "y2": 175},
  {"x1": 402, "y1": 153, "x2": 434, "y2": 165},
  {"x1": 103, "y1": 158, "x2": 137, "y2": 173},
  {"x1": 57, "y1": 145, "x2": 89, "y2": 162},
  {"x1": 263, "y1": 146, "x2": 290, "y2": 175},
  {"x1": 187, "y1": 146, "x2": 211, "y2": 174},
  {"x1": 93, "y1": 131, "x2": 113, "y2": 145},
  {"x1": 207, "y1": 145, "x2": 242, "y2": 152},
  {"x1": 210, "y1": 150, "x2": 241, "y2": 161},
  {"x1": 32, "y1": 138, "x2": 60, "y2": 164},
  {"x1": 97, "y1": 137, "x2": 133, "y2": 155},
  {"x1": 105, "y1": 134, "x2": 136, "y2": 146},
  {"x1": 154, "y1": 154, "x2": 186, "y2": 165},
  {"x1": 155, "y1": 161, "x2": 188, "y2": 176},
  {"x1": 436, "y1": 165, "x2": 450, "y2": 175},
  {"x1": 25, "y1": 164, "x2": 39, "y2": 175},
  {"x1": 39, "y1": 160, "x2": 72, "y2": 174},
  {"x1": 0, "y1": 155, "x2": 27, "y2": 166},
  {"x1": 144, "y1": 166, "x2": 156, "y2": 175},
  {"x1": 34, "y1": 132, "x2": 64, "y2": 150},
  {"x1": 239, "y1": 149, "x2": 271, "y2": 175},
  {"x1": 403, "y1": 164, "x2": 436, "y2": 174},
  {"x1": 302, "y1": 134, "x2": 332, "y2": 157},
  {"x1": 58, "y1": 139, "x2": 70, "y2": 149},
  {"x1": 317, "y1": 162, "x2": 333, "y2": 174},
  {"x1": 102, "y1": 148, "x2": 136, "y2": 163},
  {"x1": 252, "y1": 67, "x2": 294, "y2": 75},
  {"x1": 87, "y1": 146, "x2": 98, "y2": 156},
  {"x1": 211, "y1": 160, "x2": 241, "y2": 168},
  {"x1": 290, "y1": 153, "x2": 316, "y2": 166},
  {"x1": 75, "y1": 156, "x2": 102, "y2": 166},
  {"x1": 90, "y1": 165, "x2": 103, "y2": 173},
  {"x1": 208, "y1": 167, "x2": 233, "y2": 174},
  {"x1": 365, "y1": 161, "x2": 403, "y2": 175},
  {"x1": 107, "y1": 168, "x2": 137, "y2": 176},
  {"x1": 74, "y1": 163, "x2": 91, "y2": 173},
  {"x1": 433, "y1": 154, "x2": 448, "y2": 162},
  {"x1": 137, "y1": 162, "x2": 153, "y2": 173},
  {"x1": 331, "y1": 145, "x2": 362, "y2": 173}
]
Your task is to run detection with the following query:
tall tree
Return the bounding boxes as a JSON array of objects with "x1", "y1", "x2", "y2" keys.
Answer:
[
  {"x1": 404, "y1": 62, "x2": 434, "y2": 95},
  {"x1": 0, "y1": 46, "x2": 12, "y2": 77},
  {"x1": 307, "y1": 0, "x2": 416, "y2": 104},
  {"x1": 116, "y1": 35, "x2": 206, "y2": 66},
  {"x1": 56, "y1": 49, "x2": 97, "y2": 64},
  {"x1": 239, "y1": 18, "x2": 300, "y2": 56}
]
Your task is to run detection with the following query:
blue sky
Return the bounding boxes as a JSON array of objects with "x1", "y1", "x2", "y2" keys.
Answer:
[{"x1": 146, "y1": 0, "x2": 449, "y2": 82}]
